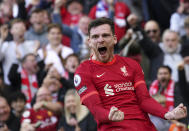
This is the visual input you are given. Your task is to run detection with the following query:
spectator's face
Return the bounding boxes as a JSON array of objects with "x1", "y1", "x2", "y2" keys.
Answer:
[
  {"x1": 144, "y1": 21, "x2": 160, "y2": 43},
  {"x1": 65, "y1": 56, "x2": 79, "y2": 73},
  {"x1": 11, "y1": 22, "x2": 26, "y2": 38},
  {"x1": 88, "y1": 24, "x2": 117, "y2": 63},
  {"x1": 0, "y1": 97, "x2": 10, "y2": 122},
  {"x1": 48, "y1": 27, "x2": 62, "y2": 46},
  {"x1": 23, "y1": 55, "x2": 38, "y2": 74},
  {"x1": 157, "y1": 68, "x2": 171, "y2": 86},
  {"x1": 30, "y1": 12, "x2": 44, "y2": 32},
  {"x1": 67, "y1": 2, "x2": 83, "y2": 15},
  {"x1": 11, "y1": 99, "x2": 25, "y2": 113},
  {"x1": 0, "y1": 2, "x2": 12, "y2": 18},
  {"x1": 45, "y1": 78, "x2": 61, "y2": 94},
  {"x1": 65, "y1": 95, "x2": 77, "y2": 114},
  {"x1": 183, "y1": 1, "x2": 189, "y2": 14},
  {"x1": 48, "y1": 67, "x2": 61, "y2": 80},
  {"x1": 36, "y1": 88, "x2": 52, "y2": 102},
  {"x1": 79, "y1": 16, "x2": 91, "y2": 35},
  {"x1": 43, "y1": 11, "x2": 51, "y2": 25},
  {"x1": 163, "y1": 32, "x2": 179, "y2": 53}
]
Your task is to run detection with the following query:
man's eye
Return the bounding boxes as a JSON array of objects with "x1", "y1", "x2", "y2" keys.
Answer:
[
  {"x1": 103, "y1": 34, "x2": 110, "y2": 37},
  {"x1": 92, "y1": 35, "x2": 98, "y2": 39}
]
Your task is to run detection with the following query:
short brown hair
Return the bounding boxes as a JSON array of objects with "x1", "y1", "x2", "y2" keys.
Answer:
[
  {"x1": 88, "y1": 17, "x2": 115, "y2": 36},
  {"x1": 47, "y1": 23, "x2": 62, "y2": 33},
  {"x1": 10, "y1": 18, "x2": 25, "y2": 28}
]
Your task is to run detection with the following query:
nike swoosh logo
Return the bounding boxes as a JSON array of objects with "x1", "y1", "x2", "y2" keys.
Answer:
[{"x1": 96, "y1": 72, "x2": 105, "y2": 78}]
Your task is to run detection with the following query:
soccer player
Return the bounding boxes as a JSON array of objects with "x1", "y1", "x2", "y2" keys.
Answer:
[{"x1": 74, "y1": 18, "x2": 187, "y2": 131}]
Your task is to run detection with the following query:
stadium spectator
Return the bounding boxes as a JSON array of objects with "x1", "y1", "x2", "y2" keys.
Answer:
[
  {"x1": 53, "y1": 3, "x2": 91, "y2": 60},
  {"x1": 64, "y1": 54, "x2": 80, "y2": 82},
  {"x1": 144, "y1": 20, "x2": 161, "y2": 44},
  {"x1": 0, "y1": 19, "x2": 38, "y2": 85},
  {"x1": 170, "y1": 0, "x2": 189, "y2": 36},
  {"x1": 37, "y1": 23, "x2": 73, "y2": 76},
  {"x1": 9, "y1": 91, "x2": 26, "y2": 119},
  {"x1": 138, "y1": 29, "x2": 183, "y2": 82},
  {"x1": 58, "y1": 89, "x2": 97, "y2": 131},
  {"x1": 0, "y1": 95, "x2": 20, "y2": 131},
  {"x1": 25, "y1": 8, "x2": 48, "y2": 47},
  {"x1": 8, "y1": 53, "x2": 45, "y2": 108},
  {"x1": 0, "y1": 1, "x2": 13, "y2": 24},
  {"x1": 21, "y1": 87, "x2": 60, "y2": 131}
]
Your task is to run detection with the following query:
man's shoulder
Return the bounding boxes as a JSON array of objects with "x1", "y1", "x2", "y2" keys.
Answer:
[
  {"x1": 116, "y1": 55, "x2": 138, "y2": 64},
  {"x1": 77, "y1": 60, "x2": 91, "y2": 70}
]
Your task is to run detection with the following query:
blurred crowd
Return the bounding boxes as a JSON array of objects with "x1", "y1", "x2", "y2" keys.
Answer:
[{"x1": 0, "y1": 0, "x2": 189, "y2": 131}]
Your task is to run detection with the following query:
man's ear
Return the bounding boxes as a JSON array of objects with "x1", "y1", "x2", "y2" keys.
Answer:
[
  {"x1": 87, "y1": 37, "x2": 91, "y2": 48},
  {"x1": 113, "y1": 35, "x2": 117, "y2": 45}
]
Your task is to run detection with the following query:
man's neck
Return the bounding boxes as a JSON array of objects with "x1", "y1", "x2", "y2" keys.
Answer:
[
  {"x1": 51, "y1": 43, "x2": 60, "y2": 49},
  {"x1": 14, "y1": 37, "x2": 25, "y2": 45}
]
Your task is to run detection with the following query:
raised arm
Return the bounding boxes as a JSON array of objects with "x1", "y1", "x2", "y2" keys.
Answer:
[
  {"x1": 133, "y1": 60, "x2": 187, "y2": 120},
  {"x1": 52, "y1": 0, "x2": 74, "y2": 38}
]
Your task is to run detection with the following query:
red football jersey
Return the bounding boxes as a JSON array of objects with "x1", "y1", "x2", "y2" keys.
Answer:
[
  {"x1": 21, "y1": 109, "x2": 59, "y2": 131},
  {"x1": 74, "y1": 55, "x2": 168, "y2": 131}
]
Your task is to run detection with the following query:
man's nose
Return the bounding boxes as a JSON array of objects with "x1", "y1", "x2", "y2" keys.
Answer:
[{"x1": 97, "y1": 36, "x2": 105, "y2": 43}]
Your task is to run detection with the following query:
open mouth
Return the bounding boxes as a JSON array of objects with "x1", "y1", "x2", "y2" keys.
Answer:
[
  {"x1": 98, "y1": 47, "x2": 107, "y2": 55},
  {"x1": 72, "y1": 65, "x2": 76, "y2": 69}
]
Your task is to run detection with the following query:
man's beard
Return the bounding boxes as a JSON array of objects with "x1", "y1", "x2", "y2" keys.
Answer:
[{"x1": 164, "y1": 46, "x2": 177, "y2": 54}]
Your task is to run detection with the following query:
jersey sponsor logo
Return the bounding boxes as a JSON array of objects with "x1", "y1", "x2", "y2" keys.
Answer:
[
  {"x1": 120, "y1": 66, "x2": 128, "y2": 76},
  {"x1": 114, "y1": 82, "x2": 134, "y2": 92},
  {"x1": 104, "y1": 84, "x2": 114, "y2": 96},
  {"x1": 96, "y1": 72, "x2": 105, "y2": 78},
  {"x1": 74, "y1": 74, "x2": 81, "y2": 87},
  {"x1": 78, "y1": 86, "x2": 87, "y2": 95}
]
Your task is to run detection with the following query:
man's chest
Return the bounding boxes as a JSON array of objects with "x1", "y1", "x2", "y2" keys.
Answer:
[{"x1": 91, "y1": 64, "x2": 135, "y2": 97}]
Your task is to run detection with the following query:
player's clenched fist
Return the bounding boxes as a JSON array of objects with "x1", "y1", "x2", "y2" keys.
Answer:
[
  {"x1": 108, "y1": 106, "x2": 124, "y2": 121},
  {"x1": 164, "y1": 103, "x2": 187, "y2": 120}
]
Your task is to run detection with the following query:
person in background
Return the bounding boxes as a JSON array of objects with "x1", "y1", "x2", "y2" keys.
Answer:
[
  {"x1": 59, "y1": 0, "x2": 84, "y2": 47},
  {"x1": 149, "y1": 66, "x2": 187, "y2": 131},
  {"x1": 9, "y1": 91, "x2": 26, "y2": 119},
  {"x1": 53, "y1": 0, "x2": 91, "y2": 60},
  {"x1": 37, "y1": 23, "x2": 73, "y2": 76},
  {"x1": 42, "y1": 73, "x2": 63, "y2": 103},
  {"x1": 0, "y1": 1, "x2": 13, "y2": 24},
  {"x1": 64, "y1": 54, "x2": 80, "y2": 82},
  {"x1": 0, "y1": 19, "x2": 39, "y2": 85},
  {"x1": 138, "y1": 29, "x2": 183, "y2": 82},
  {"x1": 58, "y1": 89, "x2": 97, "y2": 131},
  {"x1": 149, "y1": 66, "x2": 175, "y2": 111},
  {"x1": 8, "y1": 53, "x2": 45, "y2": 108},
  {"x1": 21, "y1": 87, "x2": 60, "y2": 131},
  {"x1": 25, "y1": 8, "x2": 48, "y2": 47},
  {"x1": 0, "y1": 95, "x2": 20, "y2": 131},
  {"x1": 144, "y1": 20, "x2": 161, "y2": 44},
  {"x1": 170, "y1": 0, "x2": 189, "y2": 36}
]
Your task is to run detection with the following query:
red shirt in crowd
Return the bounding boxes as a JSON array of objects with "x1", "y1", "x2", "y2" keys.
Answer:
[
  {"x1": 60, "y1": 7, "x2": 83, "y2": 47},
  {"x1": 21, "y1": 109, "x2": 59, "y2": 131},
  {"x1": 74, "y1": 55, "x2": 168, "y2": 131}
]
